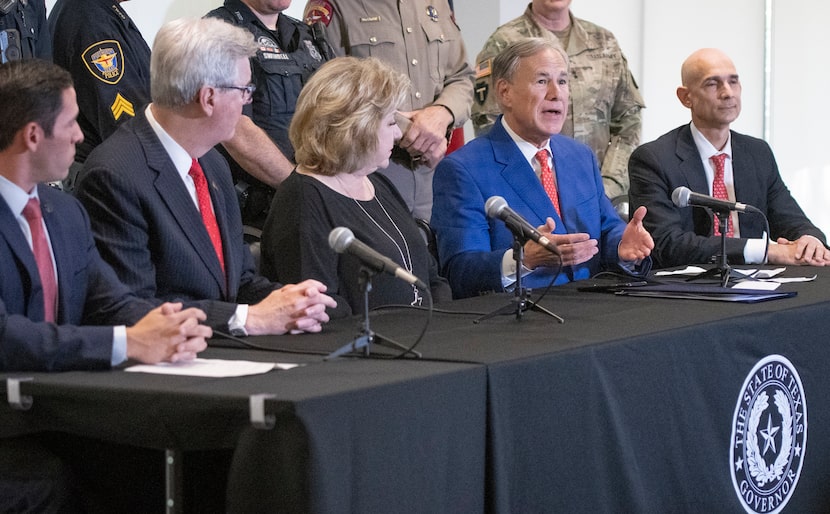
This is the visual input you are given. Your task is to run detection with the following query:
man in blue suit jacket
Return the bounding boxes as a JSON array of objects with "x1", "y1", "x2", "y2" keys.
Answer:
[
  {"x1": 75, "y1": 17, "x2": 336, "y2": 336},
  {"x1": 0, "y1": 60, "x2": 210, "y2": 373},
  {"x1": 629, "y1": 48, "x2": 829, "y2": 268},
  {"x1": 432, "y1": 38, "x2": 653, "y2": 299},
  {"x1": 0, "y1": 58, "x2": 211, "y2": 513}
]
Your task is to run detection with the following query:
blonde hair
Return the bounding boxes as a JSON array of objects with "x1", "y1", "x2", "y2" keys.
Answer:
[{"x1": 290, "y1": 56, "x2": 409, "y2": 176}]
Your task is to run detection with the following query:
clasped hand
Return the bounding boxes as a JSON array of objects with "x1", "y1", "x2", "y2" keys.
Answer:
[{"x1": 397, "y1": 106, "x2": 453, "y2": 168}]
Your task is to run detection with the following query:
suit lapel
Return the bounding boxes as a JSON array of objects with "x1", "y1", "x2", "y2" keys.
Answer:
[
  {"x1": 0, "y1": 195, "x2": 44, "y2": 318},
  {"x1": 729, "y1": 132, "x2": 754, "y2": 202},
  {"x1": 134, "y1": 116, "x2": 228, "y2": 296},
  {"x1": 490, "y1": 123, "x2": 562, "y2": 230},
  {"x1": 675, "y1": 125, "x2": 710, "y2": 195}
]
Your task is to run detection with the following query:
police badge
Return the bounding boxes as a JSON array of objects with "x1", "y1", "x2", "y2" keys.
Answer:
[{"x1": 82, "y1": 40, "x2": 125, "y2": 85}]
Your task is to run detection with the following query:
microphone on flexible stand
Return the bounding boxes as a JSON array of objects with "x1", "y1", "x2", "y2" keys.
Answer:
[
  {"x1": 328, "y1": 226, "x2": 428, "y2": 290},
  {"x1": 326, "y1": 227, "x2": 425, "y2": 360},
  {"x1": 484, "y1": 196, "x2": 560, "y2": 255},
  {"x1": 478, "y1": 196, "x2": 564, "y2": 324},
  {"x1": 671, "y1": 186, "x2": 760, "y2": 214},
  {"x1": 671, "y1": 186, "x2": 767, "y2": 286}
]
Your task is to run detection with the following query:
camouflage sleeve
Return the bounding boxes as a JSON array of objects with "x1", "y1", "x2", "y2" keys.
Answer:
[
  {"x1": 601, "y1": 53, "x2": 645, "y2": 199},
  {"x1": 470, "y1": 36, "x2": 508, "y2": 136}
]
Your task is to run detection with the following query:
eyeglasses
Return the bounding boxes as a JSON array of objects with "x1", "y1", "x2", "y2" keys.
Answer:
[{"x1": 215, "y1": 83, "x2": 256, "y2": 104}]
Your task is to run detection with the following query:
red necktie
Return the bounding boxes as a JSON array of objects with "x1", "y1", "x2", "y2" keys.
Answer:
[
  {"x1": 710, "y1": 153, "x2": 734, "y2": 237},
  {"x1": 536, "y1": 149, "x2": 561, "y2": 217},
  {"x1": 22, "y1": 198, "x2": 57, "y2": 322},
  {"x1": 189, "y1": 159, "x2": 225, "y2": 274}
]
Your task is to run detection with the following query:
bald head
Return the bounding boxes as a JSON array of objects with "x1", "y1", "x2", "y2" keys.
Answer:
[
  {"x1": 680, "y1": 48, "x2": 736, "y2": 87},
  {"x1": 676, "y1": 48, "x2": 741, "y2": 144}
]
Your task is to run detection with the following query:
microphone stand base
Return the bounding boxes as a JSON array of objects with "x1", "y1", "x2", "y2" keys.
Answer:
[
  {"x1": 474, "y1": 294, "x2": 564, "y2": 324},
  {"x1": 685, "y1": 266, "x2": 743, "y2": 288},
  {"x1": 325, "y1": 331, "x2": 422, "y2": 360}
]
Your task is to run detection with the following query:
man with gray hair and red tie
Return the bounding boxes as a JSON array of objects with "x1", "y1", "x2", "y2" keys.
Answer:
[{"x1": 76, "y1": 17, "x2": 337, "y2": 336}]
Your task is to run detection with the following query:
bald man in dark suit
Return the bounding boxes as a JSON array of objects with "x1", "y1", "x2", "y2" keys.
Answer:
[{"x1": 629, "y1": 48, "x2": 829, "y2": 268}]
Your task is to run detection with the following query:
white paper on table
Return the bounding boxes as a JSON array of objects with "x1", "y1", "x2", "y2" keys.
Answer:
[
  {"x1": 761, "y1": 274, "x2": 817, "y2": 284},
  {"x1": 731, "y1": 280, "x2": 781, "y2": 291},
  {"x1": 732, "y1": 268, "x2": 786, "y2": 279},
  {"x1": 125, "y1": 358, "x2": 300, "y2": 377},
  {"x1": 654, "y1": 266, "x2": 707, "y2": 276}
]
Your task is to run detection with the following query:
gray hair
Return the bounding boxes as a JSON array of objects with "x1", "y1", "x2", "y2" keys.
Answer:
[
  {"x1": 150, "y1": 17, "x2": 258, "y2": 108},
  {"x1": 492, "y1": 37, "x2": 568, "y2": 85}
]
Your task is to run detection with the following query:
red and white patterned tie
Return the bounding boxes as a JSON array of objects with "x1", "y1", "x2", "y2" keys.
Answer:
[
  {"x1": 189, "y1": 159, "x2": 226, "y2": 274},
  {"x1": 536, "y1": 149, "x2": 561, "y2": 218},
  {"x1": 22, "y1": 198, "x2": 57, "y2": 322},
  {"x1": 710, "y1": 153, "x2": 733, "y2": 237}
]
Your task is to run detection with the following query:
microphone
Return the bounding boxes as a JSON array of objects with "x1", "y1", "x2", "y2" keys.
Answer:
[
  {"x1": 485, "y1": 196, "x2": 560, "y2": 255},
  {"x1": 671, "y1": 186, "x2": 759, "y2": 213},
  {"x1": 328, "y1": 227, "x2": 427, "y2": 289}
]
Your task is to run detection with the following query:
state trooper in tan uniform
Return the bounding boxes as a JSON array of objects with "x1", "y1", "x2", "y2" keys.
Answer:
[
  {"x1": 473, "y1": 0, "x2": 645, "y2": 201},
  {"x1": 304, "y1": 0, "x2": 474, "y2": 221}
]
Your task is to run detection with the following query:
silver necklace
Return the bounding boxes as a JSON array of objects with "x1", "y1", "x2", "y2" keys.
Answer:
[{"x1": 341, "y1": 176, "x2": 423, "y2": 306}]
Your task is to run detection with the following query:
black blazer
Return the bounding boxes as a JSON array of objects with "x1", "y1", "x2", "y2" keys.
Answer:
[
  {"x1": 76, "y1": 111, "x2": 279, "y2": 330},
  {"x1": 629, "y1": 124, "x2": 825, "y2": 268}
]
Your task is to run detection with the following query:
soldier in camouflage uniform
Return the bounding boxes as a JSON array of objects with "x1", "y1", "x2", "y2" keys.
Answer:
[{"x1": 472, "y1": 0, "x2": 644, "y2": 200}]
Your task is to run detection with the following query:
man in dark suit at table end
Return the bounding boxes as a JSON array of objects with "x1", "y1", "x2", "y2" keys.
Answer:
[
  {"x1": 629, "y1": 48, "x2": 830, "y2": 269},
  {"x1": 0, "y1": 59, "x2": 212, "y2": 512},
  {"x1": 431, "y1": 38, "x2": 653, "y2": 299},
  {"x1": 75, "y1": 17, "x2": 337, "y2": 337}
]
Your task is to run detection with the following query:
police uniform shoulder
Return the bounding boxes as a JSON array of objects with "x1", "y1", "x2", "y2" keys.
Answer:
[
  {"x1": 280, "y1": 12, "x2": 306, "y2": 26},
  {"x1": 204, "y1": 7, "x2": 235, "y2": 22},
  {"x1": 304, "y1": 0, "x2": 335, "y2": 27}
]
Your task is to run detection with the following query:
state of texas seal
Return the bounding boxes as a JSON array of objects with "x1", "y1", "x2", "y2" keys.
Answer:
[{"x1": 730, "y1": 355, "x2": 806, "y2": 514}]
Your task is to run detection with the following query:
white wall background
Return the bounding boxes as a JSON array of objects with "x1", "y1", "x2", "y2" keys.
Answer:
[{"x1": 46, "y1": 0, "x2": 829, "y2": 236}]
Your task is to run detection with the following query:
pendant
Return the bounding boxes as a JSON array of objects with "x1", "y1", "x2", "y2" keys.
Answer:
[{"x1": 411, "y1": 285, "x2": 423, "y2": 306}]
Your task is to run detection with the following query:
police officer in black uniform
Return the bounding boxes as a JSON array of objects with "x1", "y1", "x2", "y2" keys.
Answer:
[
  {"x1": 206, "y1": 0, "x2": 330, "y2": 229},
  {"x1": 49, "y1": 0, "x2": 151, "y2": 166},
  {"x1": 0, "y1": 0, "x2": 50, "y2": 62}
]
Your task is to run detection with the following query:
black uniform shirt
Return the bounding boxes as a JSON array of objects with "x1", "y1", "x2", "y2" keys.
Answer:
[
  {"x1": 49, "y1": 0, "x2": 151, "y2": 162},
  {"x1": 207, "y1": 0, "x2": 328, "y2": 170},
  {"x1": 0, "y1": 0, "x2": 51, "y2": 61}
]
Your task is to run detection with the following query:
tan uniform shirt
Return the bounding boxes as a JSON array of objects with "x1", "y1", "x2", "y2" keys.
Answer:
[
  {"x1": 304, "y1": 0, "x2": 475, "y2": 219},
  {"x1": 472, "y1": 5, "x2": 645, "y2": 199}
]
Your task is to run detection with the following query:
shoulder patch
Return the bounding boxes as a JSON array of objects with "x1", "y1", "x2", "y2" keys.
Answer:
[
  {"x1": 475, "y1": 59, "x2": 492, "y2": 79},
  {"x1": 304, "y1": 0, "x2": 334, "y2": 27},
  {"x1": 82, "y1": 40, "x2": 125, "y2": 85},
  {"x1": 474, "y1": 81, "x2": 489, "y2": 105},
  {"x1": 110, "y1": 92, "x2": 135, "y2": 121}
]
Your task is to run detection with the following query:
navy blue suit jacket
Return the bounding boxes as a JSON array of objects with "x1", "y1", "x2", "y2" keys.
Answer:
[
  {"x1": 432, "y1": 120, "x2": 642, "y2": 299},
  {"x1": 0, "y1": 185, "x2": 150, "y2": 371},
  {"x1": 75, "y1": 111, "x2": 279, "y2": 330},
  {"x1": 628, "y1": 125, "x2": 826, "y2": 268}
]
